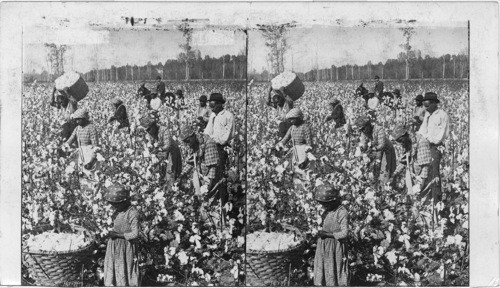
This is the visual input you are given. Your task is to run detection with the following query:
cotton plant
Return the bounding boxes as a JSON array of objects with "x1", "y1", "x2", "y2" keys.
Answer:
[
  {"x1": 247, "y1": 81, "x2": 469, "y2": 286},
  {"x1": 22, "y1": 82, "x2": 246, "y2": 286}
]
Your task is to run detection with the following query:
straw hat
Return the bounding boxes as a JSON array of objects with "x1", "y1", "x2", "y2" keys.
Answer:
[
  {"x1": 71, "y1": 108, "x2": 89, "y2": 120},
  {"x1": 391, "y1": 124, "x2": 408, "y2": 140},
  {"x1": 110, "y1": 97, "x2": 123, "y2": 106},
  {"x1": 315, "y1": 184, "x2": 340, "y2": 203},
  {"x1": 285, "y1": 108, "x2": 303, "y2": 120},
  {"x1": 105, "y1": 184, "x2": 130, "y2": 203}
]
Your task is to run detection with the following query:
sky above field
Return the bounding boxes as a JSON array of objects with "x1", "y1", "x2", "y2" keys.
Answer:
[
  {"x1": 23, "y1": 22, "x2": 468, "y2": 75},
  {"x1": 24, "y1": 28, "x2": 246, "y2": 74},
  {"x1": 248, "y1": 24, "x2": 468, "y2": 73}
]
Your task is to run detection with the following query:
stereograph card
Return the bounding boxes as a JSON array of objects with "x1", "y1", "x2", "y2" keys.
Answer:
[{"x1": 0, "y1": 1, "x2": 498, "y2": 287}]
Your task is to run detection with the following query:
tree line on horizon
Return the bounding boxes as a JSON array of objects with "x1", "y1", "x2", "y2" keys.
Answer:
[
  {"x1": 249, "y1": 52, "x2": 469, "y2": 82},
  {"x1": 24, "y1": 53, "x2": 247, "y2": 83}
]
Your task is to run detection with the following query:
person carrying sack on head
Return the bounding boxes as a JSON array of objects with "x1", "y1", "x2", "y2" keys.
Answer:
[
  {"x1": 51, "y1": 86, "x2": 78, "y2": 119},
  {"x1": 354, "y1": 115, "x2": 396, "y2": 190},
  {"x1": 417, "y1": 92, "x2": 450, "y2": 203},
  {"x1": 276, "y1": 108, "x2": 314, "y2": 172},
  {"x1": 267, "y1": 86, "x2": 294, "y2": 139},
  {"x1": 63, "y1": 108, "x2": 100, "y2": 172},
  {"x1": 50, "y1": 87, "x2": 78, "y2": 141}
]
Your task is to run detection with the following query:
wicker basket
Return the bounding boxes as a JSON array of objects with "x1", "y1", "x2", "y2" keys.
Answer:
[
  {"x1": 22, "y1": 224, "x2": 95, "y2": 286},
  {"x1": 246, "y1": 242, "x2": 304, "y2": 286}
]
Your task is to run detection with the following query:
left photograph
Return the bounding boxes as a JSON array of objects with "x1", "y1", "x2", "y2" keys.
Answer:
[{"x1": 21, "y1": 17, "x2": 246, "y2": 286}]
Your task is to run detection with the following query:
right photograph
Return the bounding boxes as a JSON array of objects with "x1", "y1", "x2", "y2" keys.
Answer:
[{"x1": 246, "y1": 22, "x2": 469, "y2": 286}]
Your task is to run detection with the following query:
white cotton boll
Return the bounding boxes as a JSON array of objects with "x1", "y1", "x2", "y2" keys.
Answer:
[
  {"x1": 412, "y1": 184, "x2": 421, "y2": 194},
  {"x1": 246, "y1": 231, "x2": 302, "y2": 252},
  {"x1": 315, "y1": 178, "x2": 323, "y2": 187},
  {"x1": 354, "y1": 147, "x2": 362, "y2": 157},
  {"x1": 65, "y1": 165, "x2": 75, "y2": 174},
  {"x1": 200, "y1": 185, "x2": 208, "y2": 195},
  {"x1": 96, "y1": 153, "x2": 105, "y2": 162},
  {"x1": 275, "y1": 165, "x2": 285, "y2": 174},
  {"x1": 383, "y1": 209, "x2": 395, "y2": 221},
  {"x1": 104, "y1": 179, "x2": 113, "y2": 188},
  {"x1": 176, "y1": 251, "x2": 189, "y2": 265},
  {"x1": 307, "y1": 152, "x2": 316, "y2": 161},
  {"x1": 27, "y1": 232, "x2": 91, "y2": 252}
]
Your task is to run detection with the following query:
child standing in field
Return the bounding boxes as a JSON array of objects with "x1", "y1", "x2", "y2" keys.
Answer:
[
  {"x1": 103, "y1": 184, "x2": 140, "y2": 286},
  {"x1": 314, "y1": 184, "x2": 350, "y2": 286}
]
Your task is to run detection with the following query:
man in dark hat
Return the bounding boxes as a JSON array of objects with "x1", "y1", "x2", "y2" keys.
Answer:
[
  {"x1": 324, "y1": 98, "x2": 346, "y2": 129},
  {"x1": 373, "y1": 75, "x2": 384, "y2": 98},
  {"x1": 196, "y1": 95, "x2": 210, "y2": 131},
  {"x1": 204, "y1": 92, "x2": 235, "y2": 174},
  {"x1": 204, "y1": 93, "x2": 235, "y2": 146},
  {"x1": 412, "y1": 94, "x2": 426, "y2": 130},
  {"x1": 417, "y1": 92, "x2": 450, "y2": 202},
  {"x1": 418, "y1": 92, "x2": 450, "y2": 144}
]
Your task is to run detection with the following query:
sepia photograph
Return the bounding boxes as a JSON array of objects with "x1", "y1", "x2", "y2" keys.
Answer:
[
  {"x1": 246, "y1": 21, "x2": 470, "y2": 286},
  {"x1": 20, "y1": 12, "x2": 246, "y2": 286}
]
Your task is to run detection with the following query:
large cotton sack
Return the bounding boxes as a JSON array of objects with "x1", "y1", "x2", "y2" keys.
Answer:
[
  {"x1": 271, "y1": 71, "x2": 305, "y2": 101},
  {"x1": 55, "y1": 71, "x2": 89, "y2": 102}
]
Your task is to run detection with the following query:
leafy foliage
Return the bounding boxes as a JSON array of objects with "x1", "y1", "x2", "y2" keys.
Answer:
[
  {"x1": 247, "y1": 80, "x2": 469, "y2": 286},
  {"x1": 22, "y1": 81, "x2": 246, "y2": 286}
]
